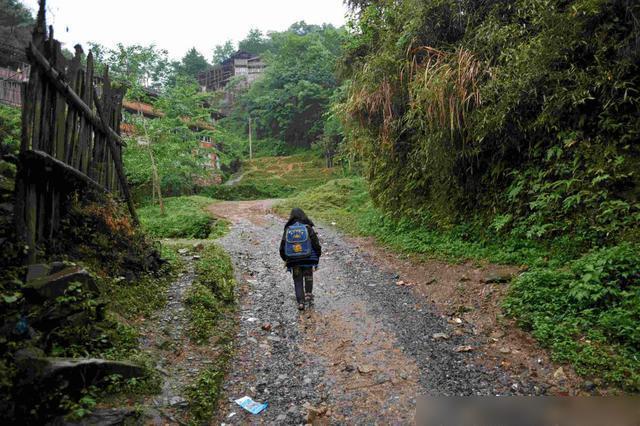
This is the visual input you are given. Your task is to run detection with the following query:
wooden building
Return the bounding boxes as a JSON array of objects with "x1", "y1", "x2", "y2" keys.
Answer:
[
  {"x1": 120, "y1": 94, "x2": 222, "y2": 176},
  {"x1": 197, "y1": 51, "x2": 266, "y2": 92},
  {"x1": 0, "y1": 42, "x2": 30, "y2": 107}
]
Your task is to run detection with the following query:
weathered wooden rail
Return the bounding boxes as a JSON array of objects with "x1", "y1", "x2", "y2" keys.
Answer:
[{"x1": 14, "y1": 1, "x2": 137, "y2": 263}]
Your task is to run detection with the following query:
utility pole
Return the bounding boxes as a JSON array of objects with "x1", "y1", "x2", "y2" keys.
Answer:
[{"x1": 248, "y1": 116, "x2": 253, "y2": 160}]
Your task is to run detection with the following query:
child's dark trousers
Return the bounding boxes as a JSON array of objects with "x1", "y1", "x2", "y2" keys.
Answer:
[{"x1": 292, "y1": 266, "x2": 313, "y2": 304}]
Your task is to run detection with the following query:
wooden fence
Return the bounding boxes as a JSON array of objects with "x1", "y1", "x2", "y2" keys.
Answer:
[{"x1": 14, "y1": 1, "x2": 137, "y2": 263}]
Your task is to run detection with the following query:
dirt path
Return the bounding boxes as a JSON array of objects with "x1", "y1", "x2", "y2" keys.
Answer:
[
  {"x1": 208, "y1": 200, "x2": 548, "y2": 424},
  {"x1": 138, "y1": 249, "x2": 225, "y2": 424}
]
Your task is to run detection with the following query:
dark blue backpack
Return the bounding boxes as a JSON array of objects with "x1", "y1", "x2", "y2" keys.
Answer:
[{"x1": 284, "y1": 222, "x2": 312, "y2": 259}]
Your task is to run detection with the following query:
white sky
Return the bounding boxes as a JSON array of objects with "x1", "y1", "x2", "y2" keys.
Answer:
[{"x1": 20, "y1": 0, "x2": 348, "y2": 60}]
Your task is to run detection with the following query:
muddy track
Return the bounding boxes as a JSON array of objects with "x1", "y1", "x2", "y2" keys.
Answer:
[{"x1": 209, "y1": 200, "x2": 545, "y2": 424}]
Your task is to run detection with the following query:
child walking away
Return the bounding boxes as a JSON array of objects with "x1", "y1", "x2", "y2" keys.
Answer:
[{"x1": 279, "y1": 208, "x2": 322, "y2": 311}]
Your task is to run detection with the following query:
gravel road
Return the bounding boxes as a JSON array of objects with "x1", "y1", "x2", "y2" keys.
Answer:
[{"x1": 210, "y1": 200, "x2": 541, "y2": 424}]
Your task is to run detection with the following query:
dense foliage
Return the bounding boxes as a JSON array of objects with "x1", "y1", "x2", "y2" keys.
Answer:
[
  {"x1": 341, "y1": 0, "x2": 639, "y2": 242},
  {"x1": 339, "y1": 0, "x2": 640, "y2": 390},
  {"x1": 505, "y1": 243, "x2": 640, "y2": 390},
  {"x1": 174, "y1": 47, "x2": 210, "y2": 80},
  {"x1": 0, "y1": 105, "x2": 20, "y2": 156},
  {"x1": 122, "y1": 78, "x2": 217, "y2": 197},
  {"x1": 0, "y1": 0, "x2": 33, "y2": 54},
  {"x1": 89, "y1": 43, "x2": 173, "y2": 94}
]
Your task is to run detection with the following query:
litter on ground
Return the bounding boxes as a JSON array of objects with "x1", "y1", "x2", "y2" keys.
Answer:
[{"x1": 235, "y1": 396, "x2": 268, "y2": 414}]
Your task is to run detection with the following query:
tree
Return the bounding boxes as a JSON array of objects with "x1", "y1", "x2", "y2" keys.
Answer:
[
  {"x1": 175, "y1": 47, "x2": 210, "y2": 79},
  {"x1": 0, "y1": 0, "x2": 34, "y2": 51},
  {"x1": 0, "y1": 0, "x2": 33, "y2": 28},
  {"x1": 238, "y1": 29, "x2": 271, "y2": 55},
  {"x1": 89, "y1": 42, "x2": 172, "y2": 98},
  {"x1": 212, "y1": 40, "x2": 235, "y2": 65},
  {"x1": 232, "y1": 25, "x2": 346, "y2": 148},
  {"x1": 123, "y1": 77, "x2": 217, "y2": 197}
]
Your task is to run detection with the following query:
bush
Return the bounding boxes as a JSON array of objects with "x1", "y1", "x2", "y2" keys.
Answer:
[
  {"x1": 138, "y1": 196, "x2": 220, "y2": 239},
  {"x1": 504, "y1": 243, "x2": 640, "y2": 390},
  {"x1": 0, "y1": 105, "x2": 21, "y2": 156}
]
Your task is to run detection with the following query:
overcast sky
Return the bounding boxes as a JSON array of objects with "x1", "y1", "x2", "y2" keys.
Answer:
[{"x1": 21, "y1": 0, "x2": 349, "y2": 60}]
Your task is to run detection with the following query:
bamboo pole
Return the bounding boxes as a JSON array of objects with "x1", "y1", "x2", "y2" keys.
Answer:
[
  {"x1": 28, "y1": 42, "x2": 127, "y2": 148},
  {"x1": 93, "y1": 89, "x2": 139, "y2": 225}
]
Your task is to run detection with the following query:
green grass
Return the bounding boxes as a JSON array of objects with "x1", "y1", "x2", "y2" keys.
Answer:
[
  {"x1": 180, "y1": 243, "x2": 236, "y2": 423},
  {"x1": 275, "y1": 177, "x2": 550, "y2": 265},
  {"x1": 203, "y1": 153, "x2": 342, "y2": 200},
  {"x1": 185, "y1": 243, "x2": 236, "y2": 344},
  {"x1": 186, "y1": 355, "x2": 231, "y2": 424},
  {"x1": 276, "y1": 177, "x2": 640, "y2": 391},
  {"x1": 138, "y1": 196, "x2": 227, "y2": 239}
]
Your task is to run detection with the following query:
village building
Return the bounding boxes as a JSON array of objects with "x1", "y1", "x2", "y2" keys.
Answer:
[
  {"x1": 0, "y1": 41, "x2": 30, "y2": 107},
  {"x1": 197, "y1": 51, "x2": 266, "y2": 92},
  {"x1": 120, "y1": 91, "x2": 223, "y2": 183},
  {"x1": 197, "y1": 51, "x2": 266, "y2": 116}
]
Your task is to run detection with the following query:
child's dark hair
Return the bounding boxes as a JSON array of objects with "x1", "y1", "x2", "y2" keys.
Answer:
[{"x1": 286, "y1": 208, "x2": 314, "y2": 227}]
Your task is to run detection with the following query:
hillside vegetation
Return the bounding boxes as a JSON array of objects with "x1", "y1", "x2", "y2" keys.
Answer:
[
  {"x1": 202, "y1": 153, "x2": 342, "y2": 200},
  {"x1": 340, "y1": 0, "x2": 639, "y2": 247}
]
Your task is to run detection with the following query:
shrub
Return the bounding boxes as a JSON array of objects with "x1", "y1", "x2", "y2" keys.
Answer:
[
  {"x1": 504, "y1": 243, "x2": 640, "y2": 390},
  {"x1": 0, "y1": 105, "x2": 21, "y2": 156}
]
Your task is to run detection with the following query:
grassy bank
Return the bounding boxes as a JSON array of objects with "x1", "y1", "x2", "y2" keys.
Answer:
[
  {"x1": 138, "y1": 196, "x2": 228, "y2": 239},
  {"x1": 185, "y1": 243, "x2": 236, "y2": 344},
  {"x1": 275, "y1": 177, "x2": 553, "y2": 265},
  {"x1": 275, "y1": 177, "x2": 640, "y2": 391}
]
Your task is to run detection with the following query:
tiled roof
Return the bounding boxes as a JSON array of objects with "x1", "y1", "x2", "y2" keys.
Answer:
[{"x1": 122, "y1": 100, "x2": 164, "y2": 118}]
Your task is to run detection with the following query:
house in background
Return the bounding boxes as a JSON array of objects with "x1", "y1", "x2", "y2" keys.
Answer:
[
  {"x1": 120, "y1": 91, "x2": 222, "y2": 183},
  {"x1": 198, "y1": 51, "x2": 266, "y2": 92},
  {"x1": 0, "y1": 42, "x2": 30, "y2": 107},
  {"x1": 197, "y1": 51, "x2": 266, "y2": 116}
]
